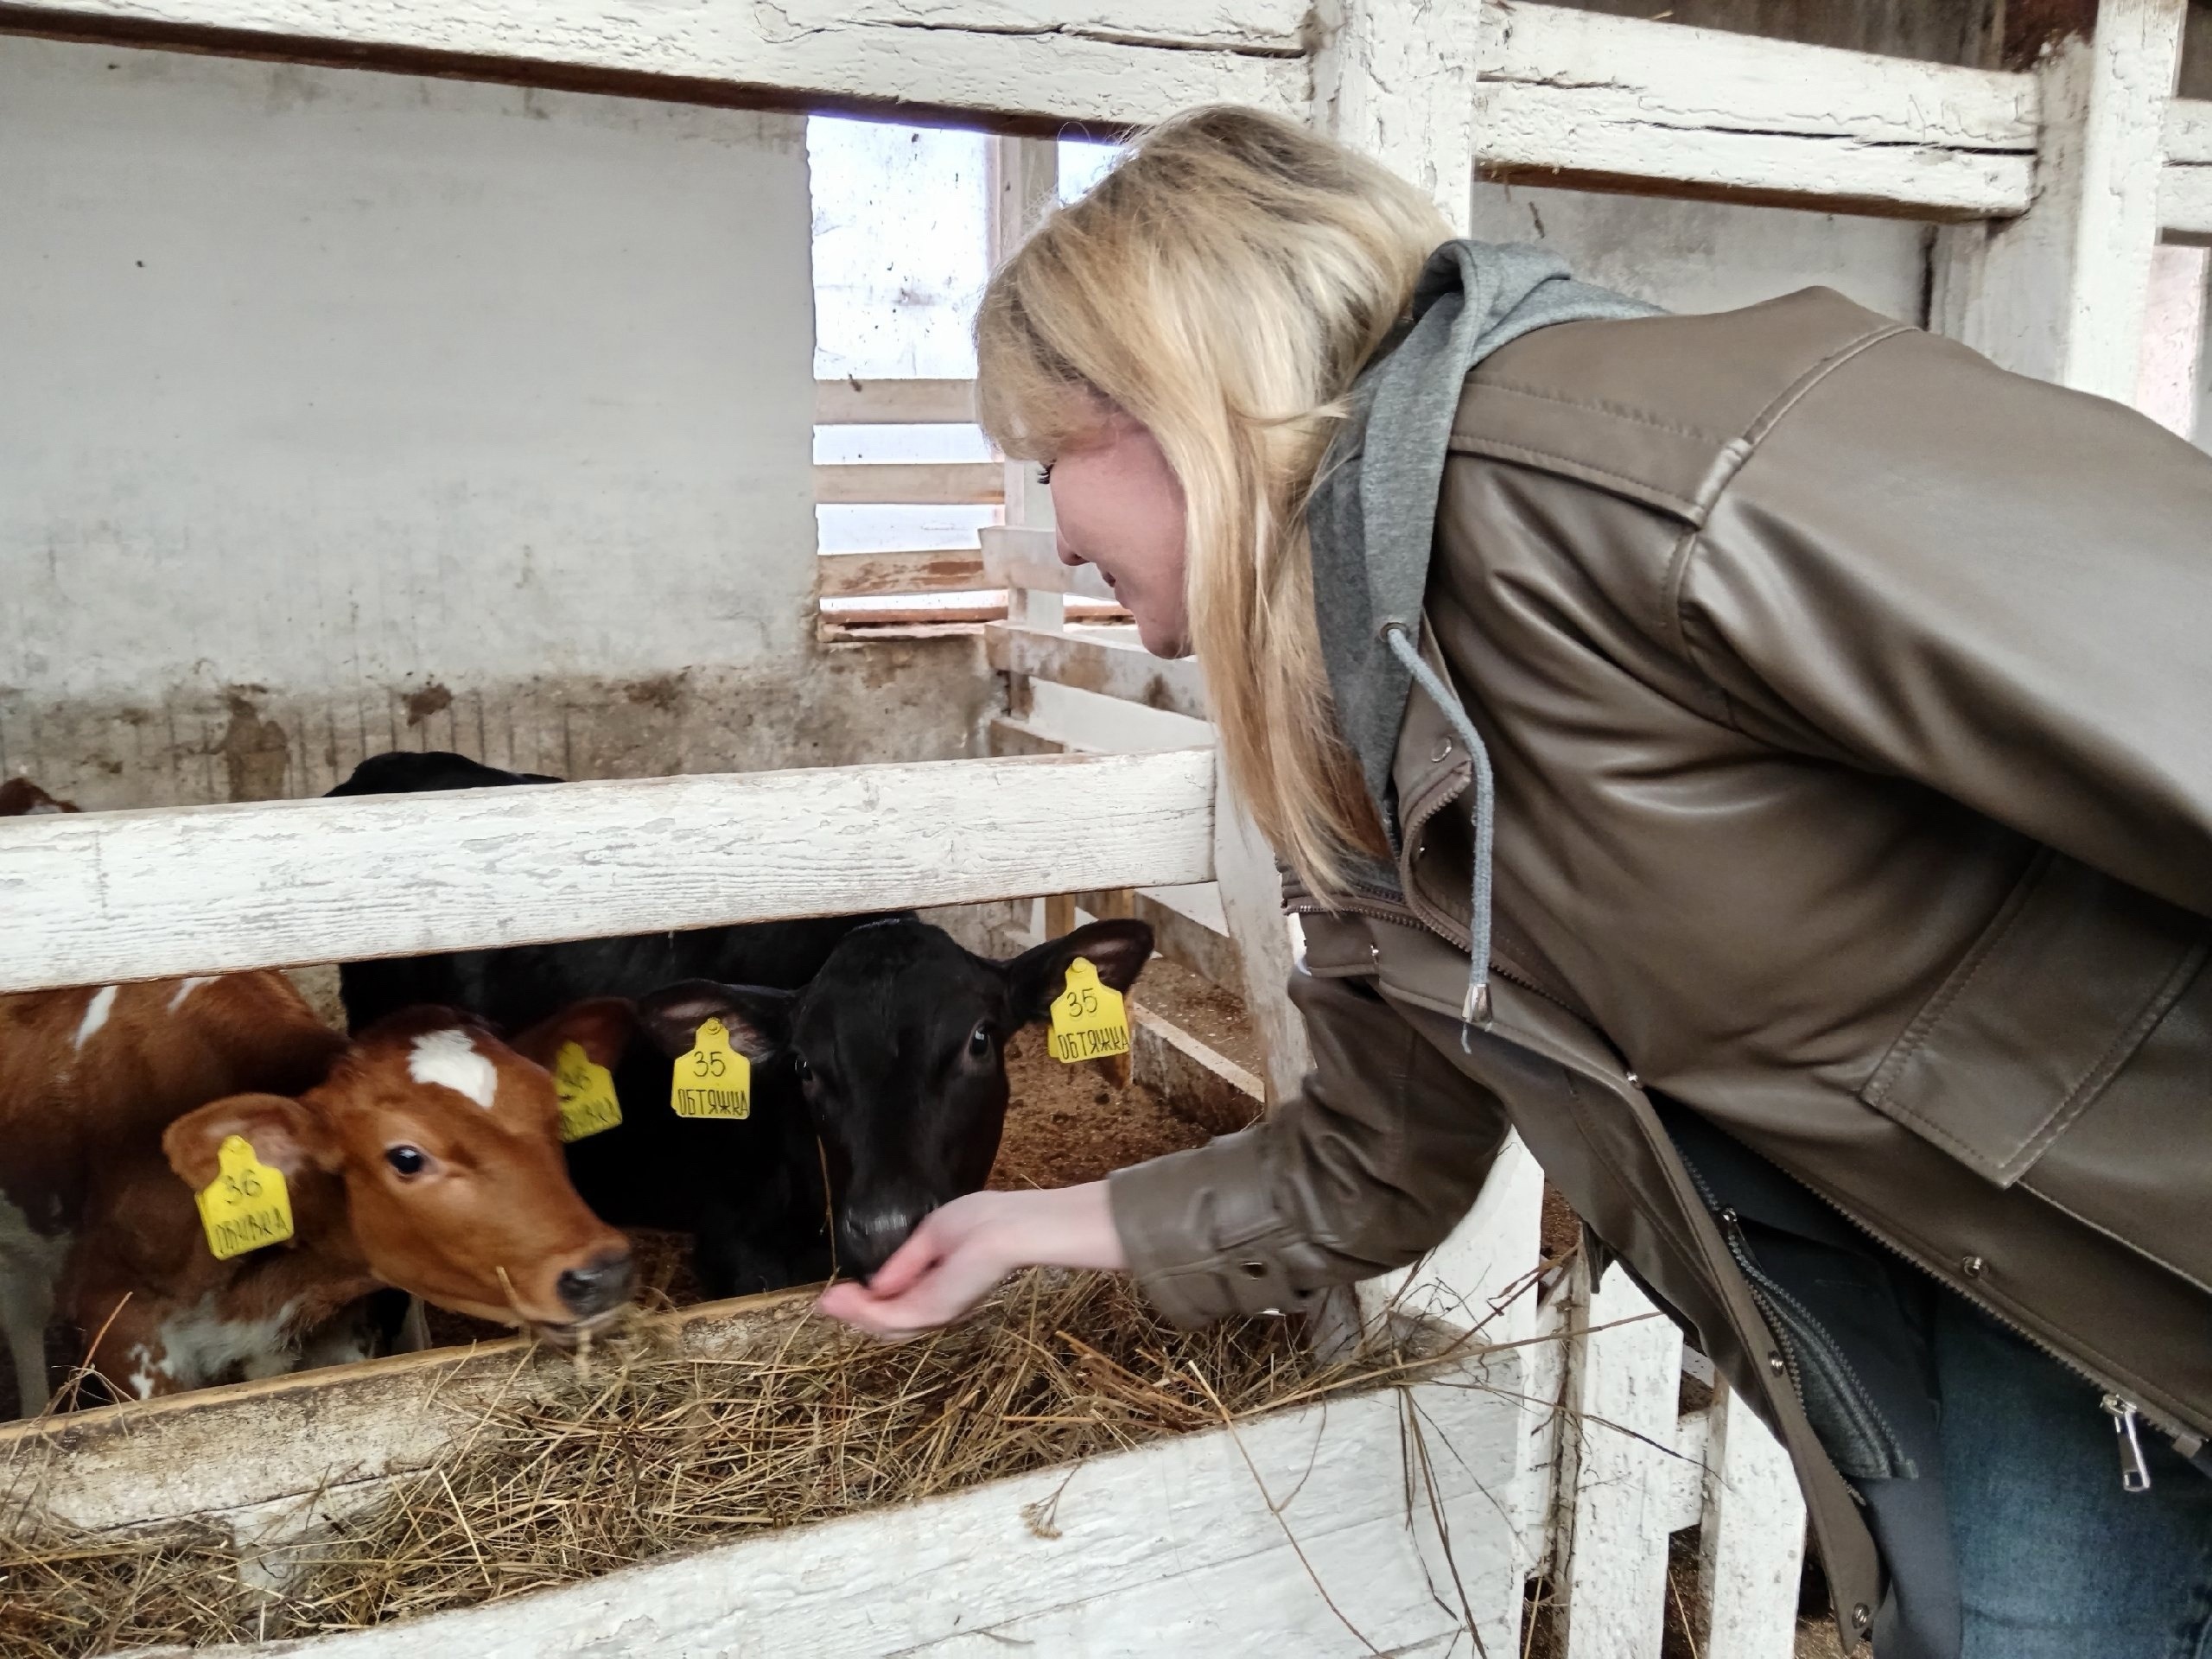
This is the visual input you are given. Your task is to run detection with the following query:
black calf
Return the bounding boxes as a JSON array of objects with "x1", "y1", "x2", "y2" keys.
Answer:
[
  {"x1": 639, "y1": 915, "x2": 1153, "y2": 1281},
  {"x1": 326, "y1": 751, "x2": 903, "y2": 1297}
]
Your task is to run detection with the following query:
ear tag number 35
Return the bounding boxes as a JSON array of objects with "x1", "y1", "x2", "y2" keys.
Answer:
[
  {"x1": 196, "y1": 1135, "x2": 295, "y2": 1262},
  {"x1": 554, "y1": 1042, "x2": 623, "y2": 1143},
  {"x1": 1049, "y1": 957, "x2": 1130, "y2": 1065},
  {"x1": 671, "y1": 1017, "x2": 752, "y2": 1120}
]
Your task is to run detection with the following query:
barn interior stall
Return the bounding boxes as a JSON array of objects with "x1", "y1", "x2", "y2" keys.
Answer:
[{"x1": 2, "y1": 0, "x2": 2209, "y2": 1655}]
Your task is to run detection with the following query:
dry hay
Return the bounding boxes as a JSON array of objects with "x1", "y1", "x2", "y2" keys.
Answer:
[{"x1": 0, "y1": 1272, "x2": 1440, "y2": 1657}]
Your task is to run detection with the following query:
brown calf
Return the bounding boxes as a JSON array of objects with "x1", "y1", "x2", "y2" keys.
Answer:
[
  {"x1": 0, "y1": 973, "x2": 341, "y2": 1413},
  {"x1": 0, "y1": 974, "x2": 636, "y2": 1410},
  {"x1": 64, "y1": 998, "x2": 637, "y2": 1402}
]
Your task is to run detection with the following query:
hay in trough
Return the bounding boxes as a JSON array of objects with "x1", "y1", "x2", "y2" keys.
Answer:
[{"x1": 1, "y1": 1271, "x2": 1438, "y2": 1656}]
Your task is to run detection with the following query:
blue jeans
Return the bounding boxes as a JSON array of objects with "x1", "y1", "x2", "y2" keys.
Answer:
[{"x1": 1938, "y1": 1295, "x2": 2212, "y2": 1658}]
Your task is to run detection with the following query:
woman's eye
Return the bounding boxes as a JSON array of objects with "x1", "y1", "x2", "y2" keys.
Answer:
[
  {"x1": 968, "y1": 1023, "x2": 993, "y2": 1058},
  {"x1": 385, "y1": 1145, "x2": 428, "y2": 1177},
  {"x1": 1035, "y1": 463, "x2": 1055, "y2": 486}
]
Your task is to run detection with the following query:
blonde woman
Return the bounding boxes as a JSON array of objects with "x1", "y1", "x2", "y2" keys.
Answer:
[{"x1": 818, "y1": 107, "x2": 2212, "y2": 1657}]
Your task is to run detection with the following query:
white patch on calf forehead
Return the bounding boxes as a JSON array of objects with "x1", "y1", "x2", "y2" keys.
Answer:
[
  {"x1": 73, "y1": 985, "x2": 118, "y2": 1051},
  {"x1": 167, "y1": 976, "x2": 215, "y2": 1011},
  {"x1": 407, "y1": 1028, "x2": 499, "y2": 1109}
]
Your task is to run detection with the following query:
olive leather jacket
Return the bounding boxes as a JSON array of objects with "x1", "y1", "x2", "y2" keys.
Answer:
[{"x1": 1107, "y1": 289, "x2": 2212, "y2": 1641}]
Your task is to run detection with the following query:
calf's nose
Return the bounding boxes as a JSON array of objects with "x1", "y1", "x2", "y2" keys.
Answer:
[
  {"x1": 556, "y1": 1248, "x2": 636, "y2": 1319},
  {"x1": 843, "y1": 1207, "x2": 925, "y2": 1283}
]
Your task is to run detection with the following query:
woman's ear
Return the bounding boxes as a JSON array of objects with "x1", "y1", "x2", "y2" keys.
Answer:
[
  {"x1": 636, "y1": 979, "x2": 797, "y2": 1063},
  {"x1": 162, "y1": 1093, "x2": 342, "y2": 1192},
  {"x1": 1005, "y1": 918, "x2": 1156, "y2": 1024},
  {"x1": 507, "y1": 997, "x2": 636, "y2": 1074}
]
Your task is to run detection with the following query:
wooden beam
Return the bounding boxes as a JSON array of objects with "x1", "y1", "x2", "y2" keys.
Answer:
[
  {"x1": 979, "y1": 524, "x2": 1116, "y2": 601},
  {"x1": 813, "y1": 378, "x2": 976, "y2": 426},
  {"x1": 984, "y1": 623, "x2": 1209, "y2": 720},
  {"x1": 1210, "y1": 750, "x2": 1310, "y2": 1107},
  {"x1": 813, "y1": 461, "x2": 1004, "y2": 506},
  {"x1": 1129, "y1": 1001, "x2": 1262, "y2": 1135},
  {"x1": 0, "y1": 751, "x2": 1218, "y2": 993},
  {"x1": 817, "y1": 549, "x2": 986, "y2": 598},
  {"x1": 1312, "y1": 0, "x2": 1484, "y2": 230},
  {"x1": 2162, "y1": 99, "x2": 2212, "y2": 240},
  {"x1": 0, "y1": 0, "x2": 1307, "y2": 131},
  {"x1": 1933, "y1": 0, "x2": 2185, "y2": 401},
  {"x1": 1474, "y1": 3, "x2": 2040, "y2": 222}
]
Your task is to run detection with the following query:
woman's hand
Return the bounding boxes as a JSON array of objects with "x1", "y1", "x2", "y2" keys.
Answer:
[{"x1": 817, "y1": 1182, "x2": 1125, "y2": 1339}]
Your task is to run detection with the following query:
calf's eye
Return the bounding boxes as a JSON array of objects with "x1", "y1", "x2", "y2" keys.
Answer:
[
  {"x1": 791, "y1": 1053, "x2": 813, "y2": 1084},
  {"x1": 968, "y1": 1022, "x2": 992, "y2": 1058},
  {"x1": 385, "y1": 1145, "x2": 429, "y2": 1177}
]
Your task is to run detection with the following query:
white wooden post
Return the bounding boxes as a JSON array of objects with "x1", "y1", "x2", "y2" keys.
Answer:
[
  {"x1": 1554, "y1": 1262, "x2": 1681, "y2": 1659},
  {"x1": 988, "y1": 134, "x2": 1061, "y2": 637},
  {"x1": 1311, "y1": 0, "x2": 1484, "y2": 227},
  {"x1": 1696, "y1": 1379, "x2": 1809, "y2": 1659},
  {"x1": 1932, "y1": 0, "x2": 2186, "y2": 404},
  {"x1": 1210, "y1": 753, "x2": 1312, "y2": 1107}
]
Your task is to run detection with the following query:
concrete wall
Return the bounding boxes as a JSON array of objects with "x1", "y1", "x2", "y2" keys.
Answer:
[
  {"x1": 1468, "y1": 182, "x2": 1933, "y2": 324},
  {"x1": 0, "y1": 37, "x2": 989, "y2": 809}
]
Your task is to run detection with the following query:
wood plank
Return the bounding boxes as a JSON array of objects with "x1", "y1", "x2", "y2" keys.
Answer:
[
  {"x1": 1475, "y1": 2, "x2": 2039, "y2": 220},
  {"x1": 164, "y1": 1342, "x2": 1529, "y2": 1659},
  {"x1": 817, "y1": 549, "x2": 987, "y2": 598},
  {"x1": 1557, "y1": 1262, "x2": 1681, "y2": 1659},
  {"x1": 0, "y1": 1289, "x2": 823, "y2": 1537},
  {"x1": 984, "y1": 623, "x2": 1209, "y2": 720},
  {"x1": 1933, "y1": 0, "x2": 2185, "y2": 400},
  {"x1": 1129, "y1": 1001, "x2": 1262, "y2": 1135},
  {"x1": 982, "y1": 524, "x2": 1119, "y2": 602},
  {"x1": 1211, "y1": 751, "x2": 1310, "y2": 1108},
  {"x1": 1697, "y1": 1379, "x2": 1809, "y2": 1659},
  {"x1": 813, "y1": 378, "x2": 975, "y2": 425},
  {"x1": 0, "y1": 0, "x2": 1307, "y2": 131},
  {"x1": 1313, "y1": 0, "x2": 1484, "y2": 228},
  {"x1": 2161, "y1": 98, "x2": 2212, "y2": 239},
  {"x1": 813, "y1": 461, "x2": 1005, "y2": 506},
  {"x1": 0, "y1": 751, "x2": 1218, "y2": 994}
]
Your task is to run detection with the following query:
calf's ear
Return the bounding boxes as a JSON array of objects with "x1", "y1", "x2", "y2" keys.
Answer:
[
  {"x1": 508, "y1": 997, "x2": 635, "y2": 1073},
  {"x1": 163, "y1": 1093, "x2": 343, "y2": 1192},
  {"x1": 637, "y1": 979, "x2": 796, "y2": 1062},
  {"x1": 1006, "y1": 918, "x2": 1156, "y2": 1024}
]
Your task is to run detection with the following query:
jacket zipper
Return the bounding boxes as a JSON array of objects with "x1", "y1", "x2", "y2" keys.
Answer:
[
  {"x1": 1789, "y1": 1169, "x2": 2177, "y2": 1491},
  {"x1": 1308, "y1": 778, "x2": 2180, "y2": 1490}
]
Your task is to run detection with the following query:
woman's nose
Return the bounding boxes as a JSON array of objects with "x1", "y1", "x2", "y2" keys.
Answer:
[{"x1": 1055, "y1": 532, "x2": 1085, "y2": 569}]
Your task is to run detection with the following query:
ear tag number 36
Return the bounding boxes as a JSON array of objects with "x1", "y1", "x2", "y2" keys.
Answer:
[
  {"x1": 554, "y1": 1042, "x2": 623, "y2": 1143},
  {"x1": 1049, "y1": 957, "x2": 1130, "y2": 1065},
  {"x1": 196, "y1": 1135, "x2": 295, "y2": 1262},
  {"x1": 671, "y1": 1017, "x2": 752, "y2": 1120}
]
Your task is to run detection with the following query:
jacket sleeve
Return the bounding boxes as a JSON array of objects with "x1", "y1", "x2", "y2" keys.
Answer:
[
  {"x1": 1107, "y1": 924, "x2": 1510, "y2": 1328},
  {"x1": 1676, "y1": 325, "x2": 2212, "y2": 919}
]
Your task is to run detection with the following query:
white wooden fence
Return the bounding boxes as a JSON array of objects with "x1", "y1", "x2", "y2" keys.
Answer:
[{"x1": 6, "y1": 0, "x2": 2207, "y2": 1651}]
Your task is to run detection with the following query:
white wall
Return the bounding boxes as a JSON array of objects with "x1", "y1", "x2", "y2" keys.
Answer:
[
  {"x1": 1469, "y1": 181, "x2": 1931, "y2": 322},
  {"x1": 0, "y1": 39, "x2": 991, "y2": 807}
]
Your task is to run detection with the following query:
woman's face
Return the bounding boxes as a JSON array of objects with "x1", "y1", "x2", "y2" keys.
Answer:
[{"x1": 1045, "y1": 416, "x2": 1190, "y2": 658}]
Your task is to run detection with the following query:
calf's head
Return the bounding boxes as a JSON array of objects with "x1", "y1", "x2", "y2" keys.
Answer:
[
  {"x1": 162, "y1": 1004, "x2": 636, "y2": 1338},
  {"x1": 639, "y1": 918, "x2": 1152, "y2": 1281}
]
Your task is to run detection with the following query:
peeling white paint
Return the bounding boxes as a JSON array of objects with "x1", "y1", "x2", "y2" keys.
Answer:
[{"x1": 408, "y1": 1028, "x2": 499, "y2": 1110}]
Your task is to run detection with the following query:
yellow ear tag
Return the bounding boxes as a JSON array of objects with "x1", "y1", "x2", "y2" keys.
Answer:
[
  {"x1": 1048, "y1": 957, "x2": 1130, "y2": 1065},
  {"x1": 553, "y1": 1042, "x2": 623, "y2": 1142},
  {"x1": 671, "y1": 1017, "x2": 752, "y2": 1119},
  {"x1": 195, "y1": 1135, "x2": 295, "y2": 1262}
]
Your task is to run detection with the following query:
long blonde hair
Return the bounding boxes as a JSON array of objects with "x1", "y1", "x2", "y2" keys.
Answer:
[{"x1": 974, "y1": 105, "x2": 1450, "y2": 894}]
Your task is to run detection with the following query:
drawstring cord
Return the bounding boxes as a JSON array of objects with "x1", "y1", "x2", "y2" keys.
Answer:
[{"x1": 1382, "y1": 625, "x2": 1495, "y2": 1050}]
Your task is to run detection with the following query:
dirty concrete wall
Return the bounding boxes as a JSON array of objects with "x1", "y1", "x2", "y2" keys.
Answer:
[
  {"x1": 0, "y1": 36, "x2": 990, "y2": 810},
  {"x1": 1467, "y1": 182, "x2": 1932, "y2": 325}
]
